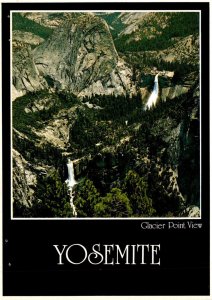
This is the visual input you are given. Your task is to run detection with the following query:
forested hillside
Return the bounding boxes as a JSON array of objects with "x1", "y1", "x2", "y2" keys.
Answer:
[{"x1": 12, "y1": 13, "x2": 53, "y2": 39}]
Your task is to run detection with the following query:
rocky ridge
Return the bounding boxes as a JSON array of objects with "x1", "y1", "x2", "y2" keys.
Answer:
[
  {"x1": 118, "y1": 12, "x2": 169, "y2": 38},
  {"x1": 20, "y1": 12, "x2": 70, "y2": 28}
]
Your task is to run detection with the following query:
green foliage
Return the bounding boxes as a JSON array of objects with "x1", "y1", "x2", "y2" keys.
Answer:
[
  {"x1": 94, "y1": 188, "x2": 132, "y2": 217},
  {"x1": 13, "y1": 202, "x2": 32, "y2": 218},
  {"x1": 178, "y1": 117, "x2": 200, "y2": 205},
  {"x1": 166, "y1": 12, "x2": 199, "y2": 38},
  {"x1": 74, "y1": 179, "x2": 100, "y2": 217},
  {"x1": 13, "y1": 72, "x2": 199, "y2": 218},
  {"x1": 142, "y1": 58, "x2": 198, "y2": 79},
  {"x1": 31, "y1": 170, "x2": 72, "y2": 217},
  {"x1": 98, "y1": 12, "x2": 125, "y2": 38},
  {"x1": 123, "y1": 170, "x2": 155, "y2": 217},
  {"x1": 12, "y1": 13, "x2": 53, "y2": 39},
  {"x1": 70, "y1": 93, "x2": 143, "y2": 153},
  {"x1": 13, "y1": 127, "x2": 66, "y2": 170},
  {"x1": 71, "y1": 109, "x2": 101, "y2": 148},
  {"x1": 98, "y1": 12, "x2": 120, "y2": 25},
  {"x1": 13, "y1": 90, "x2": 79, "y2": 139},
  {"x1": 115, "y1": 12, "x2": 199, "y2": 53}
]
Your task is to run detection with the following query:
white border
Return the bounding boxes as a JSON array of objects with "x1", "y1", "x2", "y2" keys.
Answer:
[{"x1": 10, "y1": 9, "x2": 202, "y2": 220}]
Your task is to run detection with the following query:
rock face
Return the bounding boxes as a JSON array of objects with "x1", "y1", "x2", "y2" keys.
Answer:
[
  {"x1": 160, "y1": 35, "x2": 199, "y2": 65},
  {"x1": 20, "y1": 12, "x2": 69, "y2": 28},
  {"x1": 180, "y1": 206, "x2": 200, "y2": 217},
  {"x1": 13, "y1": 148, "x2": 36, "y2": 208},
  {"x1": 160, "y1": 85, "x2": 189, "y2": 101},
  {"x1": 33, "y1": 14, "x2": 134, "y2": 97},
  {"x1": 12, "y1": 41, "x2": 47, "y2": 100},
  {"x1": 140, "y1": 83, "x2": 190, "y2": 104},
  {"x1": 13, "y1": 30, "x2": 44, "y2": 46},
  {"x1": 118, "y1": 12, "x2": 169, "y2": 38}
]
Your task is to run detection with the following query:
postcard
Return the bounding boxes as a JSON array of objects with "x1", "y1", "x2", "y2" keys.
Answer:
[{"x1": 2, "y1": 0, "x2": 210, "y2": 297}]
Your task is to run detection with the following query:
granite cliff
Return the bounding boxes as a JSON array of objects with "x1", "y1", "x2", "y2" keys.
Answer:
[{"x1": 12, "y1": 13, "x2": 135, "y2": 100}]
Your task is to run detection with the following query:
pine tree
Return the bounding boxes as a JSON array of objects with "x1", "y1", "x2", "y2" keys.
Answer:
[
  {"x1": 32, "y1": 170, "x2": 73, "y2": 217},
  {"x1": 74, "y1": 179, "x2": 100, "y2": 217},
  {"x1": 123, "y1": 170, "x2": 155, "y2": 217},
  {"x1": 94, "y1": 188, "x2": 132, "y2": 217}
]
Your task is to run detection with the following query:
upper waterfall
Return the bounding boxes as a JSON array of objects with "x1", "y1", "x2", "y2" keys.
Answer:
[{"x1": 145, "y1": 74, "x2": 159, "y2": 109}]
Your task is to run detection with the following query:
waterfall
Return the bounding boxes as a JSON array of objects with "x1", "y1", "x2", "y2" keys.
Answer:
[
  {"x1": 145, "y1": 74, "x2": 159, "y2": 109},
  {"x1": 65, "y1": 159, "x2": 77, "y2": 217}
]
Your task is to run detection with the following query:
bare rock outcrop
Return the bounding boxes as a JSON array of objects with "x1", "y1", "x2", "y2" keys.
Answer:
[
  {"x1": 180, "y1": 206, "x2": 200, "y2": 217},
  {"x1": 33, "y1": 14, "x2": 135, "y2": 97},
  {"x1": 13, "y1": 148, "x2": 36, "y2": 208},
  {"x1": 12, "y1": 41, "x2": 48, "y2": 100},
  {"x1": 13, "y1": 30, "x2": 44, "y2": 46}
]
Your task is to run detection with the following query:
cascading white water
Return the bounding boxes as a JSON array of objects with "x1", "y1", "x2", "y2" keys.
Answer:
[
  {"x1": 65, "y1": 159, "x2": 77, "y2": 217},
  {"x1": 145, "y1": 74, "x2": 159, "y2": 109}
]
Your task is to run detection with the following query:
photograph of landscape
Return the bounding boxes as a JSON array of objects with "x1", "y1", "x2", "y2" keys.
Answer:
[{"x1": 12, "y1": 11, "x2": 200, "y2": 218}]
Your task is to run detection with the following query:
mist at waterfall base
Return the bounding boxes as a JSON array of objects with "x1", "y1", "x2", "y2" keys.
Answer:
[
  {"x1": 145, "y1": 74, "x2": 159, "y2": 110},
  {"x1": 65, "y1": 159, "x2": 77, "y2": 217}
]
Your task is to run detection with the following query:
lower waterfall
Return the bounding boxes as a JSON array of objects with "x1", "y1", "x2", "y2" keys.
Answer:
[
  {"x1": 145, "y1": 74, "x2": 159, "y2": 109},
  {"x1": 65, "y1": 159, "x2": 77, "y2": 217}
]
